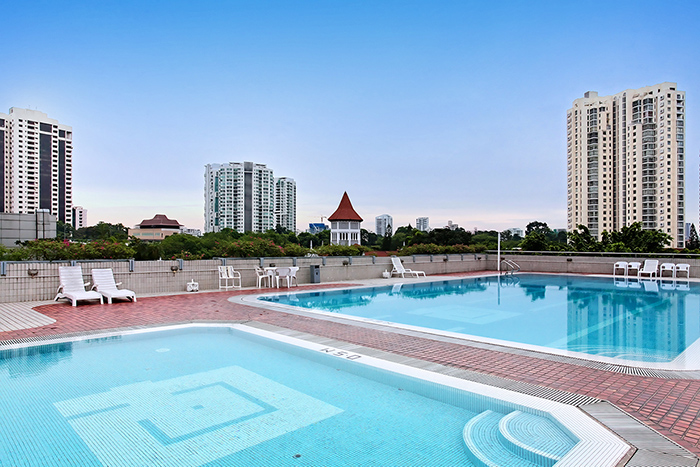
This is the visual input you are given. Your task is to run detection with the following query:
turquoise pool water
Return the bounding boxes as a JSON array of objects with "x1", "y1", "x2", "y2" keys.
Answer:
[
  {"x1": 0, "y1": 326, "x2": 579, "y2": 466},
  {"x1": 259, "y1": 274, "x2": 700, "y2": 363}
]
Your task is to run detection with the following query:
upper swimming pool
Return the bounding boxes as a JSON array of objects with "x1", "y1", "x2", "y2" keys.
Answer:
[{"x1": 257, "y1": 274, "x2": 700, "y2": 370}]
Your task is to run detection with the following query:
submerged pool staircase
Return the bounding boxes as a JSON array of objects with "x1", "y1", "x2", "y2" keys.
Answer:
[{"x1": 463, "y1": 409, "x2": 576, "y2": 467}]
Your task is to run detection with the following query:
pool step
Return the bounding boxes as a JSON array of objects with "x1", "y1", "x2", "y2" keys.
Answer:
[
  {"x1": 498, "y1": 411, "x2": 576, "y2": 466},
  {"x1": 463, "y1": 410, "x2": 576, "y2": 467}
]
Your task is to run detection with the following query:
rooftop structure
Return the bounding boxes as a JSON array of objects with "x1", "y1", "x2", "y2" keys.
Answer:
[
  {"x1": 128, "y1": 214, "x2": 183, "y2": 241},
  {"x1": 328, "y1": 192, "x2": 362, "y2": 245}
]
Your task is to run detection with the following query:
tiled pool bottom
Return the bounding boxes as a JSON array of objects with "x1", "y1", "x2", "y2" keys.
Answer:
[{"x1": 0, "y1": 324, "x2": 628, "y2": 466}]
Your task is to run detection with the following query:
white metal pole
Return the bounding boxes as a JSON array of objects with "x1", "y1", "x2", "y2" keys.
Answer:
[{"x1": 497, "y1": 232, "x2": 501, "y2": 273}]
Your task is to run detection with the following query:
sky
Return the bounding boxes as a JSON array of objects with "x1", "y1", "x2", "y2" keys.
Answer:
[{"x1": 2, "y1": 0, "x2": 699, "y2": 233}]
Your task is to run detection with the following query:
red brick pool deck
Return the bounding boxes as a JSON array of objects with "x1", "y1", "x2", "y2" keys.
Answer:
[{"x1": 2, "y1": 273, "x2": 700, "y2": 457}]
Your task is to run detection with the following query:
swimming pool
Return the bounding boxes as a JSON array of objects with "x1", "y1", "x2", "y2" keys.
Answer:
[
  {"x1": 0, "y1": 324, "x2": 626, "y2": 466},
  {"x1": 255, "y1": 274, "x2": 700, "y2": 370}
]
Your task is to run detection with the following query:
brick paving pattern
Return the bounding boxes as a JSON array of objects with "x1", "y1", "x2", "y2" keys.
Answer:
[{"x1": 1, "y1": 277, "x2": 699, "y2": 456}]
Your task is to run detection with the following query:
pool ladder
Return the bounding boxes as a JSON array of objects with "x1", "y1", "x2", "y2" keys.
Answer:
[{"x1": 501, "y1": 259, "x2": 521, "y2": 275}]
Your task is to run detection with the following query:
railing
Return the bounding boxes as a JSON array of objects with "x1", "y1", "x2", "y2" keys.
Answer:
[{"x1": 500, "y1": 259, "x2": 520, "y2": 275}]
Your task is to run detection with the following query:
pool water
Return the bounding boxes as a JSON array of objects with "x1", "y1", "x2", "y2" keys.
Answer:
[
  {"x1": 259, "y1": 274, "x2": 700, "y2": 364},
  {"x1": 0, "y1": 326, "x2": 582, "y2": 466}
]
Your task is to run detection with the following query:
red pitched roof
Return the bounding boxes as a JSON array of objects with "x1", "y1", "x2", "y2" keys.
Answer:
[
  {"x1": 137, "y1": 214, "x2": 183, "y2": 229},
  {"x1": 328, "y1": 192, "x2": 363, "y2": 221}
]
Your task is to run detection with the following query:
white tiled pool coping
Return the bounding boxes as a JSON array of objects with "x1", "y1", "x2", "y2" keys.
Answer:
[
  {"x1": 239, "y1": 272, "x2": 700, "y2": 371},
  {"x1": 0, "y1": 323, "x2": 631, "y2": 466}
]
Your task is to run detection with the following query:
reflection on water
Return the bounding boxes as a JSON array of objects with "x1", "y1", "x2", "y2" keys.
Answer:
[
  {"x1": 260, "y1": 280, "x2": 488, "y2": 311},
  {"x1": 0, "y1": 335, "x2": 122, "y2": 378},
  {"x1": 0, "y1": 342, "x2": 74, "y2": 378},
  {"x1": 259, "y1": 275, "x2": 700, "y2": 363}
]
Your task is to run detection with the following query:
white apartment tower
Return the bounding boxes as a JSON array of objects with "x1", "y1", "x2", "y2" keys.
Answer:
[
  {"x1": 72, "y1": 206, "x2": 87, "y2": 229},
  {"x1": 0, "y1": 108, "x2": 73, "y2": 224},
  {"x1": 205, "y1": 162, "x2": 296, "y2": 233},
  {"x1": 567, "y1": 83, "x2": 686, "y2": 247},
  {"x1": 375, "y1": 214, "x2": 393, "y2": 237},
  {"x1": 416, "y1": 217, "x2": 429, "y2": 232},
  {"x1": 274, "y1": 177, "x2": 296, "y2": 232}
]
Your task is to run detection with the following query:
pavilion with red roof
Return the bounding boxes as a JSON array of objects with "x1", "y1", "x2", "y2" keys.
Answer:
[{"x1": 328, "y1": 192, "x2": 363, "y2": 245}]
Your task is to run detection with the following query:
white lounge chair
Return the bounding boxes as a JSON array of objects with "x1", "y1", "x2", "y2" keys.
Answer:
[
  {"x1": 659, "y1": 263, "x2": 676, "y2": 278},
  {"x1": 55, "y1": 266, "x2": 103, "y2": 307},
  {"x1": 627, "y1": 262, "x2": 642, "y2": 276},
  {"x1": 390, "y1": 257, "x2": 426, "y2": 278},
  {"x1": 638, "y1": 259, "x2": 659, "y2": 278},
  {"x1": 676, "y1": 263, "x2": 690, "y2": 278},
  {"x1": 612, "y1": 261, "x2": 628, "y2": 276},
  {"x1": 91, "y1": 268, "x2": 136, "y2": 304}
]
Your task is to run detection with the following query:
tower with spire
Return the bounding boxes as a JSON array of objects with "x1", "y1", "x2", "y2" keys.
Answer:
[{"x1": 328, "y1": 192, "x2": 363, "y2": 246}]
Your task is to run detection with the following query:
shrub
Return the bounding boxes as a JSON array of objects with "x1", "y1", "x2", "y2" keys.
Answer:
[
  {"x1": 283, "y1": 243, "x2": 310, "y2": 257},
  {"x1": 315, "y1": 244, "x2": 370, "y2": 256}
]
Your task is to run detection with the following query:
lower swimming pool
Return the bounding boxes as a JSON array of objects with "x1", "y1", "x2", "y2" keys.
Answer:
[
  {"x1": 0, "y1": 325, "x2": 626, "y2": 466},
  {"x1": 256, "y1": 274, "x2": 700, "y2": 369}
]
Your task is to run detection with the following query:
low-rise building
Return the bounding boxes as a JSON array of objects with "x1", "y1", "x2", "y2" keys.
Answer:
[{"x1": 128, "y1": 214, "x2": 183, "y2": 241}]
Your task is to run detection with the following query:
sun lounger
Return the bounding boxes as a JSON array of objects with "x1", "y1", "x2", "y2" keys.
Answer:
[
  {"x1": 659, "y1": 263, "x2": 676, "y2": 278},
  {"x1": 612, "y1": 261, "x2": 628, "y2": 276},
  {"x1": 390, "y1": 257, "x2": 426, "y2": 278},
  {"x1": 627, "y1": 262, "x2": 641, "y2": 276},
  {"x1": 91, "y1": 268, "x2": 136, "y2": 304},
  {"x1": 638, "y1": 260, "x2": 659, "y2": 278},
  {"x1": 55, "y1": 266, "x2": 103, "y2": 306},
  {"x1": 676, "y1": 263, "x2": 690, "y2": 278}
]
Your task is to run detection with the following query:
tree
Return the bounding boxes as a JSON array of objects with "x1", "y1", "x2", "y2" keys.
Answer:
[
  {"x1": 499, "y1": 230, "x2": 513, "y2": 242},
  {"x1": 567, "y1": 225, "x2": 600, "y2": 252},
  {"x1": 55, "y1": 221, "x2": 75, "y2": 240},
  {"x1": 520, "y1": 232, "x2": 549, "y2": 251},
  {"x1": 525, "y1": 221, "x2": 551, "y2": 236},
  {"x1": 601, "y1": 222, "x2": 671, "y2": 253},
  {"x1": 687, "y1": 224, "x2": 700, "y2": 250}
]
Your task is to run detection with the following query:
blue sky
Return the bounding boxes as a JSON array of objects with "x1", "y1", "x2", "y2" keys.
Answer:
[{"x1": 2, "y1": 0, "x2": 699, "y2": 232}]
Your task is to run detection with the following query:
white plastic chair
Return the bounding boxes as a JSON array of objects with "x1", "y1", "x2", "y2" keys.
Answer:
[
  {"x1": 659, "y1": 263, "x2": 676, "y2": 278},
  {"x1": 275, "y1": 267, "x2": 299, "y2": 288},
  {"x1": 55, "y1": 266, "x2": 104, "y2": 306},
  {"x1": 638, "y1": 260, "x2": 659, "y2": 278},
  {"x1": 676, "y1": 263, "x2": 690, "y2": 278},
  {"x1": 627, "y1": 262, "x2": 642, "y2": 276},
  {"x1": 612, "y1": 261, "x2": 628, "y2": 276},
  {"x1": 255, "y1": 267, "x2": 272, "y2": 288},
  {"x1": 91, "y1": 268, "x2": 136, "y2": 304},
  {"x1": 218, "y1": 265, "x2": 241, "y2": 290}
]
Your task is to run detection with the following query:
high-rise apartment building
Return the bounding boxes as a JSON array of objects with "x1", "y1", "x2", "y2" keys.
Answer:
[
  {"x1": 0, "y1": 108, "x2": 73, "y2": 224},
  {"x1": 205, "y1": 162, "x2": 295, "y2": 233},
  {"x1": 416, "y1": 217, "x2": 429, "y2": 232},
  {"x1": 72, "y1": 206, "x2": 87, "y2": 229},
  {"x1": 567, "y1": 83, "x2": 685, "y2": 247},
  {"x1": 375, "y1": 214, "x2": 393, "y2": 237},
  {"x1": 275, "y1": 177, "x2": 296, "y2": 232}
]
